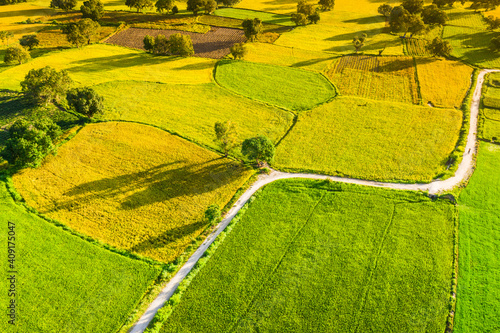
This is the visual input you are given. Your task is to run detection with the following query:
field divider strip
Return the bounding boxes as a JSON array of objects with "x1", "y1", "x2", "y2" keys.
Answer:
[{"x1": 227, "y1": 193, "x2": 326, "y2": 332}]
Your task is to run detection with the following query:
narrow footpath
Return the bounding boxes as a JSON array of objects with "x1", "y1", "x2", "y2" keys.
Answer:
[{"x1": 129, "y1": 69, "x2": 498, "y2": 333}]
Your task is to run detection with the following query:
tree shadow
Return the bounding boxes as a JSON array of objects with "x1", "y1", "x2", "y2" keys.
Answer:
[
  {"x1": 290, "y1": 56, "x2": 337, "y2": 68},
  {"x1": 342, "y1": 15, "x2": 383, "y2": 25},
  {"x1": 66, "y1": 52, "x2": 175, "y2": 72},
  {"x1": 0, "y1": 8, "x2": 48, "y2": 18}
]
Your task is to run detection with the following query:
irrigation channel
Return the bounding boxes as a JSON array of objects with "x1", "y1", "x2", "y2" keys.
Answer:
[{"x1": 129, "y1": 69, "x2": 498, "y2": 333}]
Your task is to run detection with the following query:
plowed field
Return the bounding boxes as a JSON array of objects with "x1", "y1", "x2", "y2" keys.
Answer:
[{"x1": 105, "y1": 27, "x2": 246, "y2": 59}]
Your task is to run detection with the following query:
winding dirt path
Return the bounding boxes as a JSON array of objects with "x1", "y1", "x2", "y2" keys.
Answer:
[{"x1": 129, "y1": 69, "x2": 497, "y2": 333}]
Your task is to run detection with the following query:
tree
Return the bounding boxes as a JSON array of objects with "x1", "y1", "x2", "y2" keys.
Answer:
[
  {"x1": 0, "y1": 31, "x2": 14, "y2": 45},
  {"x1": 309, "y1": 12, "x2": 320, "y2": 24},
  {"x1": 421, "y1": 4, "x2": 448, "y2": 25},
  {"x1": 67, "y1": 87, "x2": 104, "y2": 118},
  {"x1": 0, "y1": 0, "x2": 28, "y2": 4},
  {"x1": 168, "y1": 33, "x2": 194, "y2": 56},
  {"x1": 389, "y1": 6, "x2": 410, "y2": 32},
  {"x1": 406, "y1": 14, "x2": 427, "y2": 37},
  {"x1": 230, "y1": 42, "x2": 247, "y2": 59},
  {"x1": 143, "y1": 35, "x2": 155, "y2": 52},
  {"x1": 50, "y1": 0, "x2": 77, "y2": 11},
  {"x1": 432, "y1": 0, "x2": 456, "y2": 7},
  {"x1": 491, "y1": 35, "x2": 500, "y2": 51},
  {"x1": 63, "y1": 18, "x2": 100, "y2": 47},
  {"x1": 204, "y1": 204, "x2": 221, "y2": 224},
  {"x1": 3, "y1": 118, "x2": 62, "y2": 168},
  {"x1": 402, "y1": 0, "x2": 424, "y2": 14},
  {"x1": 218, "y1": 0, "x2": 241, "y2": 7},
  {"x1": 186, "y1": 0, "x2": 204, "y2": 15},
  {"x1": 242, "y1": 18, "x2": 262, "y2": 42},
  {"x1": 291, "y1": 12, "x2": 308, "y2": 26},
  {"x1": 81, "y1": 0, "x2": 105, "y2": 21},
  {"x1": 172, "y1": 5, "x2": 178, "y2": 13},
  {"x1": 4, "y1": 47, "x2": 31, "y2": 65},
  {"x1": 318, "y1": 0, "x2": 334, "y2": 11},
  {"x1": 155, "y1": 0, "x2": 174, "y2": 13},
  {"x1": 378, "y1": 4, "x2": 393, "y2": 19},
  {"x1": 427, "y1": 37, "x2": 452, "y2": 57},
  {"x1": 352, "y1": 33, "x2": 367, "y2": 53},
  {"x1": 204, "y1": 0, "x2": 217, "y2": 14},
  {"x1": 471, "y1": 0, "x2": 500, "y2": 10},
  {"x1": 125, "y1": 0, "x2": 154, "y2": 12},
  {"x1": 214, "y1": 121, "x2": 237, "y2": 156},
  {"x1": 486, "y1": 15, "x2": 500, "y2": 30},
  {"x1": 153, "y1": 34, "x2": 170, "y2": 54},
  {"x1": 241, "y1": 135, "x2": 275, "y2": 165},
  {"x1": 20, "y1": 66, "x2": 73, "y2": 106},
  {"x1": 19, "y1": 34, "x2": 39, "y2": 50}
]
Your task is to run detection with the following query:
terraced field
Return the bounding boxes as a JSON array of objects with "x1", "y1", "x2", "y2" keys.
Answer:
[{"x1": 12, "y1": 122, "x2": 254, "y2": 262}]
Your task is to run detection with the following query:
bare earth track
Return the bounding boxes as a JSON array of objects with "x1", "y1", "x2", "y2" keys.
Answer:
[
  {"x1": 104, "y1": 27, "x2": 246, "y2": 59},
  {"x1": 129, "y1": 69, "x2": 497, "y2": 333}
]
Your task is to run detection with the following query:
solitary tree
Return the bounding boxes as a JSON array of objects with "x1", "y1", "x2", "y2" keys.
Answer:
[
  {"x1": 402, "y1": 0, "x2": 424, "y2": 14},
  {"x1": 427, "y1": 37, "x2": 452, "y2": 57},
  {"x1": 81, "y1": 0, "x2": 105, "y2": 21},
  {"x1": 19, "y1": 34, "x2": 39, "y2": 50},
  {"x1": 3, "y1": 118, "x2": 62, "y2": 168},
  {"x1": 20, "y1": 66, "x2": 73, "y2": 106},
  {"x1": 204, "y1": 0, "x2": 217, "y2": 14},
  {"x1": 186, "y1": 0, "x2": 205, "y2": 15},
  {"x1": 421, "y1": 4, "x2": 448, "y2": 25},
  {"x1": 125, "y1": 0, "x2": 154, "y2": 12},
  {"x1": 67, "y1": 87, "x2": 104, "y2": 118},
  {"x1": 50, "y1": 0, "x2": 77, "y2": 11},
  {"x1": 378, "y1": 4, "x2": 393, "y2": 20},
  {"x1": 352, "y1": 33, "x2": 367, "y2": 52},
  {"x1": 155, "y1": 0, "x2": 174, "y2": 13},
  {"x1": 318, "y1": 0, "x2": 334, "y2": 11},
  {"x1": 214, "y1": 121, "x2": 237, "y2": 156},
  {"x1": 242, "y1": 18, "x2": 262, "y2": 42},
  {"x1": 63, "y1": 19, "x2": 100, "y2": 47},
  {"x1": 4, "y1": 47, "x2": 31, "y2": 65},
  {"x1": 241, "y1": 135, "x2": 275, "y2": 165},
  {"x1": 230, "y1": 42, "x2": 247, "y2": 59}
]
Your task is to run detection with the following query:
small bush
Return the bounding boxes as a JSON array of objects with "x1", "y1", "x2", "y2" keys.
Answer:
[{"x1": 205, "y1": 204, "x2": 221, "y2": 224}]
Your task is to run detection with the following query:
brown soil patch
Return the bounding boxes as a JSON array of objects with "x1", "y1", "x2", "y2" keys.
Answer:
[{"x1": 104, "y1": 27, "x2": 246, "y2": 59}]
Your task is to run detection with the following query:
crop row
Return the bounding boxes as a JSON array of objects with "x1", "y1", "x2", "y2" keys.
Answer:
[{"x1": 403, "y1": 38, "x2": 430, "y2": 56}]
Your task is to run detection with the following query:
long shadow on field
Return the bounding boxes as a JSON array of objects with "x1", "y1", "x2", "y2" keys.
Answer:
[
  {"x1": 66, "y1": 53, "x2": 174, "y2": 72},
  {"x1": 342, "y1": 15, "x2": 383, "y2": 25},
  {"x1": 291, "y1": 56, "x2": 337, "y2": 68},
  {"x1": 51, "y1": 158, "x2": 244, "y2": 212},
  {"x1": 130, "y1": 220, "x2": 207, "y2": 253},
  {"x1": 0, "y1": 9, "x2": 49, "y2": 18}
]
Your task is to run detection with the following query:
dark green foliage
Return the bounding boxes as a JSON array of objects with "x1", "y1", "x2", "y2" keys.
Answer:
[
  {"x1": 168, "y1": 33, "x2": 194, "y2": 56},
  {"x1": 297, "y1": 0, "x2": 315, "y2": 16},
  {"x1": 317, "y1": 0, "x2": 334, "y2": 11},
  {"x1": 81, "y1": 0, "x2": 105, "y2": 21},
  {"x1": 427, "y1": 37, "x2": 452, "y2": 57},
  {"x1": 172, "y1": 5, "x2": 178, "y2": 13},
  {"x1": 308, "y1": 12, "x2": 320, "y2": 24},
  {"x1": 402, "y1": 0, "x2": 424, "y2": 13},
  {"x1": 21, "y1": 66, "x2": 73, "y2": 106},
  {"x1": 486, "y1": 15, "x2": 500, "y2": 30},
  {"x1": 291, "y1": 12, "x2": 307, "y2": 26},
  {"x1": 432, "y1": 0, "x2": 456, "y2": 7},
  {"x1": 4, "y1": 47, "x2": 30, "y2": 65},
  {"x1": 50, "y1": 0, "x2": 77, "y2": 11},
  {"x1": 406, "y1": 14, "x2": 427, "y2": 37},
  {"x1": 3, "y1": 118, "x2": 61, "y2": 168},
  {"x1": 422, "y1": 4, "x2": 448, "y2": 25},
  {"x1": 186, "y1": 0, "x2": 204, "y2": 15},
  {"x1": 378, "y1": 4, "x2": 393, "y2": 18},
  {"x1": 242, "y1": 18, "x2": 262, "y2": 41},
  {"x1": 214, "y1": 120, "x2": 237, "y2": 155},
  {"x1": 491, "y1": 35, "x2": 500, "y2": 51},
  {"x1": 153, "y1": 34, "x2": 170, "y2": 54},
  {"x1": 67, "y1": 87, "x2": 104, "y2": 118},
  {"x1": 19, "y1": 34, "x2": 39, "y2": 50},
  {"x1": 204, "y1": 0, "x2": 217, "y2": 14},
  {"x1": 389, "y1": 6, "x2": 409, "y2": 32},
  {"x1": 125, "y1": 0, "x2": 154, "y2": 12},
  {"x1": 63, "y1": 18, "x2": 100, "y2": 47},
  {"x1": 352, "y1": 33, "x2": 367, "y2": 52},
  {"x1": 155, "y1": 0, "x2": 174, "y2": 13},
  {"x1": 204, "y1": 204, "x2": 221, "y2": 224},
  {"x1": 0, "y1": 0, "x2": 27, "y2": 4},
  {"x1": 217, "y1": 0, "x2": 241, "y2": 7},
  {"x1": 230, "y1": 42, "x2": 247, "y2": 60},
  {"x1": 470, "y1": 0, "x2": 500, "y2": 10},
  {"x1": 143, "y1": 35, "x2": 155, "y2": 52},
  {"x1": 241, "y1": 135, "x2": 275, "y2": 164}
]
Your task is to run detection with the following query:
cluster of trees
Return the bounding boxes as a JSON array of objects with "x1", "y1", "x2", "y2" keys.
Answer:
[
  {"x1": 1, "y1": 66, "x2": 105, "y2": 168},
  {"x1": 4, "y1": 34, "x2": 39, "y2": 65},
  {"x1": 0, "y1": 0, "x2": 26, "y2": 4},
  {"x1": 470, "y1": 0, "x2": 500, "y2": 10},
  {"x1": 378, "y1": 1, "x2": 449, "y2": 38},
  {"x1": 143, "y1": 33, "x2": 194, "y2": 56},
  {"x1": 50, "y1": 0, "x2": 78, "y2": 11},
  {"x1": 62, "y1": 18, "x2": 101, "y2": 47},
  {"x1": 186, "y1": 0, "x2": 217, "y2": 15},
  {"x1": 214, "y1": 121, "x2": 275, "y2": 165},
  {"x1": 242, "y1": 18, "x2": 262, "y2": 41},
  {"x1": 291, "y1": 0, "x2": 321, "y2": 26},
  {"x1": 81, "y1": 0, "x2": 105, "y2": 21}
]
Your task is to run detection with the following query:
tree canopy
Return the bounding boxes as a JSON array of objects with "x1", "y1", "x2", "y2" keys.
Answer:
[
  {"x1": 125, "y1": 0, "x2": 154, "y2": 12},
  {"x1": 241, "y1": 135, "x2": 275, "y2": 165},
  {"x1": 242, "y1": 18, "x2": 262, "y2": 42},
  {"x1": 421, "y1": 4, "x2": 447, "y2": 25},
  {"x1": 427, "y1": 37, "x2": 452, "y2": 57},
  {"x1": 50, "y1": 0, "x2": 77, "y2": 11},
  {"x1": 20, "y1": 66, "x2": 73, "y2": 106},
  {"x1": 214, "y1": 120, "x2": 238, "y2": 156},
  {"x1": 67, "y1": 87, "x2": 105, "y2": 118},
  {"x1": 19, "y1": 34, "x2": 39, "y2": 50},
  {"x1": 4, "y1": 47, "x2": 31, "y2": 65},
  {"x1": 81, "y1": 0, "x2": 105, "y2": 21},
  {"x1": 63, "y1": 18, "x2": 100, "y2": 47},
  {"x1": 155, "y1": 0, "x2": 175, "y2": 13}
]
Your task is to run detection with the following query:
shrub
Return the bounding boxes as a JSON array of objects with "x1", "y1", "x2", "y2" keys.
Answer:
[
  {"x1": 67, "y1": 87, "x2": 105, "y2": 118},
  {"x1": 81, "y1": 0, "x2": 105, "y2": 21},
  {"x1": 230, "y1": 43, "x2": 247, "y2": 59},
  {"x1": 20, "y1": 66, "x2": 73, "y2": 106},
  {"x1": 205, "y1": 204, "x2": 221, "y2": 224},
  {"x1": 4, "y1": 47, "x2": 31, "y2": 65},
  {"x1": 168, "y1": 33, "x2": 194, "y2": 56},
  {"x1": 19, "y1": 34, "x2": 39, "y2": 50}
]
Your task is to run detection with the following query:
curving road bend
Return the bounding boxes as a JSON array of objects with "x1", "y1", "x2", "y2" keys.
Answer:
[{"x1": 129, "y1": 69, "x2": 497, "y2": 333}]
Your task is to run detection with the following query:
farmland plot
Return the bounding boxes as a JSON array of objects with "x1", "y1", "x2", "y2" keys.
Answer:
[
  {"x1": 403, "y1": 38, "x2": 431, "y2": 56},
  {"x1": 105, "y1": 27, "x2": 246, "y2": 59},
  {"x1": 13, "y1": 122, "x2": 254, "y2": 263},
  {"x1": 327, "y1": 55, "x2": 419, "y2": 104},
  {"x1": 160, "y1": 180, "x2": 455, "y2": 333}
]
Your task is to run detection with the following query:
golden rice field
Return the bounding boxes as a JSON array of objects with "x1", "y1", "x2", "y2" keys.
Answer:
[
  {"x1": 274, "y1": 96, "x2": 462, "y2": 182},
  {"x1": 93, "y1": 81, "x2": 294, "y2": 150},
  {"x1": 0, "y1": 44, "x2": 215, "y2": 90},
  {"x1": 416, "y1": 58, "x2": 473, "y2": 109},
  {"x1": 327, "y1": 55, "x2": 419, "y2": 104},
  {"x1": 12, "y1": 122, "x2": 254, "y2": 263}
]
